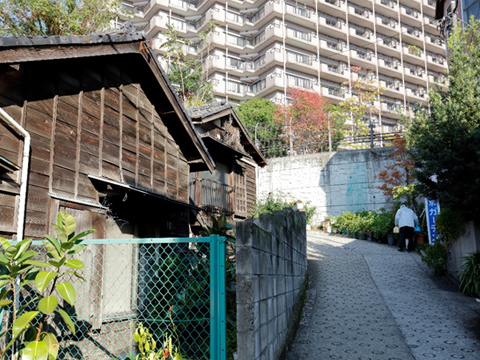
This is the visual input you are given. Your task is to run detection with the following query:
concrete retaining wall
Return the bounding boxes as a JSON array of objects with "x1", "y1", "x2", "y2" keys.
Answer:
[
  {"x1": 257, "y1": 148, "x2": 395, "y2": 225},
  {"x1": 448, "y1": 221, "x2": 480, "y2": 281},
  {"x1": 236, "y1": 208, "x2": 307, "y2": 360}
]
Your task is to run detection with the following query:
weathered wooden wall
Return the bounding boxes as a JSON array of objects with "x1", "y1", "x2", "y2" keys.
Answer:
[{"x1": 0, "y1": 55, "x2": 190, "y2": 239}]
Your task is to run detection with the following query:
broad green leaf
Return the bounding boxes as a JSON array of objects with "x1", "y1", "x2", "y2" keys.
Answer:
[
  {"x1": 52, "y1": 224, "x2": 67, "y2": 243},
  {"x1": 65, "y1": 259, "x2": 84, "y2": 270},
  {"x1": 24, "y1": 260, "x2": 54, "y2": 270},
  {"x1": 56, "y1": 282, "x2": 75, "y2": 306},
  {"x1": 43, "y1": 235, "x2": 61, "y2": 255},
  {"x1": 42, "y1": 241, "x2": 61, "y2": 260},
  {"x1": 0, "y1": 252, "x2": 9, "y2": 265},
  {"x1": 38, "y1": 296, "x2": 58, "y2": 315},
  {"x1": 21, "y1": 340, "x2": 48, "y2": 360},
  {"x1": 16, "y1": 250, "x2": 38, "y2": 265},
  {"x1": 67, "y1": 244, "x2": 86, "y2": 255},
  {"x1": 0, "y1": 299, "x2": 12, "y2": 307},
  {"x1": 12, "y1": 311, "x2": 39, "y2": 336},
  {"x1": 41, "y1": 333, "x2": 59, "y2": 359},
  {"x1": 69, "y1": 229, "x2": 95, "y2": 243},
  {"x1": 0, "y1": 237, "x2": 11, "y2": 252},
  {"x1": 60, "y1": 242, "x2": 74, "y2": 251},
  {"x1": 15, "y1": 264, "x2": 34, "y2": 275},
  {"x1": 5, "y1": 246, "x2": 18, "y2": 260},
  {"x1": 14, "y1": 239, "x2": 33, "y2": 260},
  {"x1": 57, "y1": 308, "x2": 75, "y2": 335},
  {"x1": 0, "y1": 287, "x2": 10, "y2": 300},
  {"x1": 35, "y1": 271, "x2": 58, "y2": 293},
  {"x1": 0, "y1": 279, "x2": 9, "y2": 288},
  {"x1": 48, "y1": 258, "x2": 66, "y2": 268},
  {"x1": 60, "y1": 212, "x2": 77, "y2": 238}
]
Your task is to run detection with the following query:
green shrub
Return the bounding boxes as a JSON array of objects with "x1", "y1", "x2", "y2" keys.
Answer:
[
  {"x1": 250, "y1": 192, "x2": 291, "y2": 218},
  {"x1": 421, "y1": 241, "x2": 447, "y2": 275},
  {"x1": 459, "y1": 251, "x2": 480, "y2": 298},
  {"x1": 371, "y1": 211, "x2": 395, "y2": 240}
]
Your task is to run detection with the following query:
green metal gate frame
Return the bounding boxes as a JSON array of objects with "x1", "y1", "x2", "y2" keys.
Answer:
[{"x1": 10, "y1": 235, "x2": 226, "y2": 360}]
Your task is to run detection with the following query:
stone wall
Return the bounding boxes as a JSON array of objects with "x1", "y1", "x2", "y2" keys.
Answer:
[
  {"x1": 257, "y1": 148, "x2": 395, "y2": 225},
  {"x1": 236, "y1": 208, "x2": 307, "y2": 360}
]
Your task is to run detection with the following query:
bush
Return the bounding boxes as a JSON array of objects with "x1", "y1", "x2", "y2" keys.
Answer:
[
  {"x1": 421, "y1": 241, "x2": 447, "y2": 275},
  {"x1": 459, "y1": 251, "x2": 480, "y2": 298},
  {"x1": 436, "y1": 208, "x2": 465, "y2": 243},
  {"x1": 371, "y1": 211, "x2": 395, "y2": 241}
]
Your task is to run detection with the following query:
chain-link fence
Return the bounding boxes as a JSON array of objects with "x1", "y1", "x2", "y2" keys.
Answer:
[{"x1": 5, "y1": 236, "x2": 226, "y2": 360}]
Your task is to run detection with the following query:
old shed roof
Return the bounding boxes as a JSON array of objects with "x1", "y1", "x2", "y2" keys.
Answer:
[
  {"x1": 0, "y1": 32, "x2": 215, "y2": 172},
  {"x1": 187, "y1": 102, "x2": 267, "y2": 167}
]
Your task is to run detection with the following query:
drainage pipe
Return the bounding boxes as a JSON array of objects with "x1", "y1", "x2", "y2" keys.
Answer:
[{"x1": 0, "y1": 107, "x2": 30, "y2": 242}]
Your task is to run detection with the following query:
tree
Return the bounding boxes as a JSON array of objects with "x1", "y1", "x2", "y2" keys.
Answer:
[
  {"x1": 274, "y1": 88, "x2": 338, "y2": 154},
  {"x1": 406, "y1": 17, "x2": 480, "y2": 217},
  {"x1": 160, "y1": 24, "x2": 214, "y2": 107},
  {"x1": 336, "y1": 67, "x2": 383, "y2": 148},
  {"x1": 0, "y1": 0, "x2": 124, "y2": 36},
  {"x1": 236, "y1": 98, "x2": 279, "y2": 141},
  {"x1": 377, "y1": 133, "x2": 416, "y2": 206}
]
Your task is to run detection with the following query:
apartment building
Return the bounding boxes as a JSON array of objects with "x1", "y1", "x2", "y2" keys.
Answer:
[{"x1": 125, "y1": 0, "x2": 447, "y2": 133}]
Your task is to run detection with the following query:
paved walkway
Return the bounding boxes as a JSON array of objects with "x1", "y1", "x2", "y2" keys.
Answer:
[{"x1": 287, "y1": 231, "x2": 480, "y2": 360}]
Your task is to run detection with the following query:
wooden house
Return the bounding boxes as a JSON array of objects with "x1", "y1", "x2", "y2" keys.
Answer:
[
  {"x1": 187, "y1": 102, "x2": 267, "y2": 231},
  {"x1": 0, "y1": 33, "x2": 215, "y2": 241}
]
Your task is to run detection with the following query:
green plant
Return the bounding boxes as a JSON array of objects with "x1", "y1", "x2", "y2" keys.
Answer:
[
  {"x1": 125, "y1": 318, "x2": 192, "y2": 360},
  {"x1": 303, "y1": 201, "x2": 317, "y2": 225},
  {"x1": 459, "y1": 251, "x2": 480, "y2": 298},
  {"x1": 421, "y1": 241, "x2": 447, "y2": 275},
  {"x1": 436, "y1": 208, "x2": 465, "y2": 243},
  {"x1": 250, "y1": 192, "x2": 291, "y2": 218},
  {"x1": 0, "y1": 212, "x2": 94, "y2": 359},
  {"x1": 371, "y1": 211, "x2": 395, "y2": 241}
]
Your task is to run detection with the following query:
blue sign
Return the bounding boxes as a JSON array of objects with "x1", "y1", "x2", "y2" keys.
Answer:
[{"x1": 425, "y1": 198, "x2": 440, "y2": 244}]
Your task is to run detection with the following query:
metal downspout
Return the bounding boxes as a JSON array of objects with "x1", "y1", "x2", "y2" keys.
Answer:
[{"x1": 0, "y1": 108, "x2": 31, "y2": 242}]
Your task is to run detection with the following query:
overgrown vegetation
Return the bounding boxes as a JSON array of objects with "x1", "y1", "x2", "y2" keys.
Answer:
[
  {"x1": 0, "y1": 0, "x2": 126, "y2": 36},
  {"x1": 459, "y1": 251, "x2": 480, "y2": 298},
  {"x1": 250, "y1": 192, "x2": 317, "y2": 225}
]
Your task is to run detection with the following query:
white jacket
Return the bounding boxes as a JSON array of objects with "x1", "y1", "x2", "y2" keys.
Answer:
[{"x1": 395, "y1": 205, "x2": 419, "y2": 228}]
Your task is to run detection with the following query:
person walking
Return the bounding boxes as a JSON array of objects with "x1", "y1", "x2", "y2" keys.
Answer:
[{"x1": 395, "y1": 204, "x2": 419, "y2": 252}]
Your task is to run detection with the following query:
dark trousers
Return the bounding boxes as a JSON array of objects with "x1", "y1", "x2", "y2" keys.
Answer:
[{"x1": 399, "y1": 226, "x2": 414, "y2": 250}]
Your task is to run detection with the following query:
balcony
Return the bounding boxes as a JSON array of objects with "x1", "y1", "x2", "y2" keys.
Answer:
[
  {"x1": 378, "y1": 56, "x2": 403, "y2": 76},
  {"x1": 321, "y1": 82, "x2": 346, "y2": 104},
  {"x1": 319, "y1": 13, "x2": 347, "y2": 37},
  {"x1": 400, "y1": 5, "x2": 422, "y2": 27},
  {"x1": 286, "y1": 50, "x2": 319, "y2": 75},
  {"x1": 401, "y1": 25, "x2": 424, "y2": 46},
  {"x1": 428, "y1": 71, "x2": 447, "y2": 86},
  {"x1": 425, "y1": 33, "x2": 445, "y2": 53},
  {"x1": 375, "y1": 0, "x2": 399, "y2": 17},
  {"x1": 406, "y1": 86, "x2": 427, "y2": 101},
  {"x1": 404, "y1": 64, "x2": 427, "y2": 85},
  {"x1": 423, "y1": 0, "x2": 436, "y2": 17},
  {"x1": 377, "y1": 36, "x2": 400, "y2": 56},
  {"x1": 286, "y1": 27, "x2": 317, "y2": 51},
  {"x1": 253, "y1": 72, "x2": 285, "y2": 97},
  {"x1": 320, "y1": 61, "x2": 348, "y2": 82},
  {"x1": 190, "y1": 178, "x2": 234, "y2": 214},
  {"x1": 426, "y1": 52, "x2": 447, "y2": 72},
  {"x1": 350, "y1": 48, "x2": 375, "y2": 68},
  {"x1": 375, "y1": 15, "x2": 398, "y2": 37},
  {"x1": 403, "y1": 44, "x2": 426, "y2": 66},
  {"x1": 285, "y1": 2, "x2": 314, "y2": 27},
  {"x1": 379, "y1": 77, "x2": 403, "y2": 98},
  {"x1": 349, "y1": 26, "x2": 373, "y2": 46},
  {"x1": 320, "y1": 0, "x2": 347, "y2": 17},
  {"x1": 348, "y1": 4, "x2": 373, "y2": 27}
]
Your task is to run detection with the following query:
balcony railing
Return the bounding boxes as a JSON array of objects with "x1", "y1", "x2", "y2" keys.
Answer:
[{"x1": 190, "y1": 178, "x2": 234, "y2": 214}]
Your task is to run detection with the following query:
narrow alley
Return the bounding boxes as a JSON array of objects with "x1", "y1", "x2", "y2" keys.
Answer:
[{"x1": 287, "y1": 232, "x2": 480, "y2": 360}]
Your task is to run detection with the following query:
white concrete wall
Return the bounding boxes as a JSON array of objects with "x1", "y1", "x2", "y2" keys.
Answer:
[{"x1": 257, "y1": 148, "x2": 395, "y2": 225}]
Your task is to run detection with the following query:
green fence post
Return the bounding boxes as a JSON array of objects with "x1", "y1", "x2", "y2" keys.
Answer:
[{"x1": 210, "y1": 235, "x2": 226, "y2": 360}]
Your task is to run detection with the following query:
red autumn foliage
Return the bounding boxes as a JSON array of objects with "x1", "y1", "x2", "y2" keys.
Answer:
[
  {"x1": 274, "y1": 88, "x2": 332, "y2": 153},
  {"x1": 377, "y1": 133, "x2": 415, "y2": 201}
]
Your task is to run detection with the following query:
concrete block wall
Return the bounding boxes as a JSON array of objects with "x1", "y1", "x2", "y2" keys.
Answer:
[
  {"x1": 257, "y1": 148, "x2": 395, "y2": 225},
  {"x1": 236, "y1": 208, "x2": 307, "y2": 360}
]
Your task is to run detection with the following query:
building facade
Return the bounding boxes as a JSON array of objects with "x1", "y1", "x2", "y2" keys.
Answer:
[{"x1": 125, "y1": 0, "x2": 447, "y2": 134}]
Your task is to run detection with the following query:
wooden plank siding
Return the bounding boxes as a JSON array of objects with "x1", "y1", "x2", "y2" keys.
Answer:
[{"x1": 0, "y1": 56, "x2": 190, "y2": 240}]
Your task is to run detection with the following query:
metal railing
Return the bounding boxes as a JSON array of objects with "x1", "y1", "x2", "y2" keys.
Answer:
[{"x1": 190, "y1": 178, "x2": 235, "y2": 214}]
